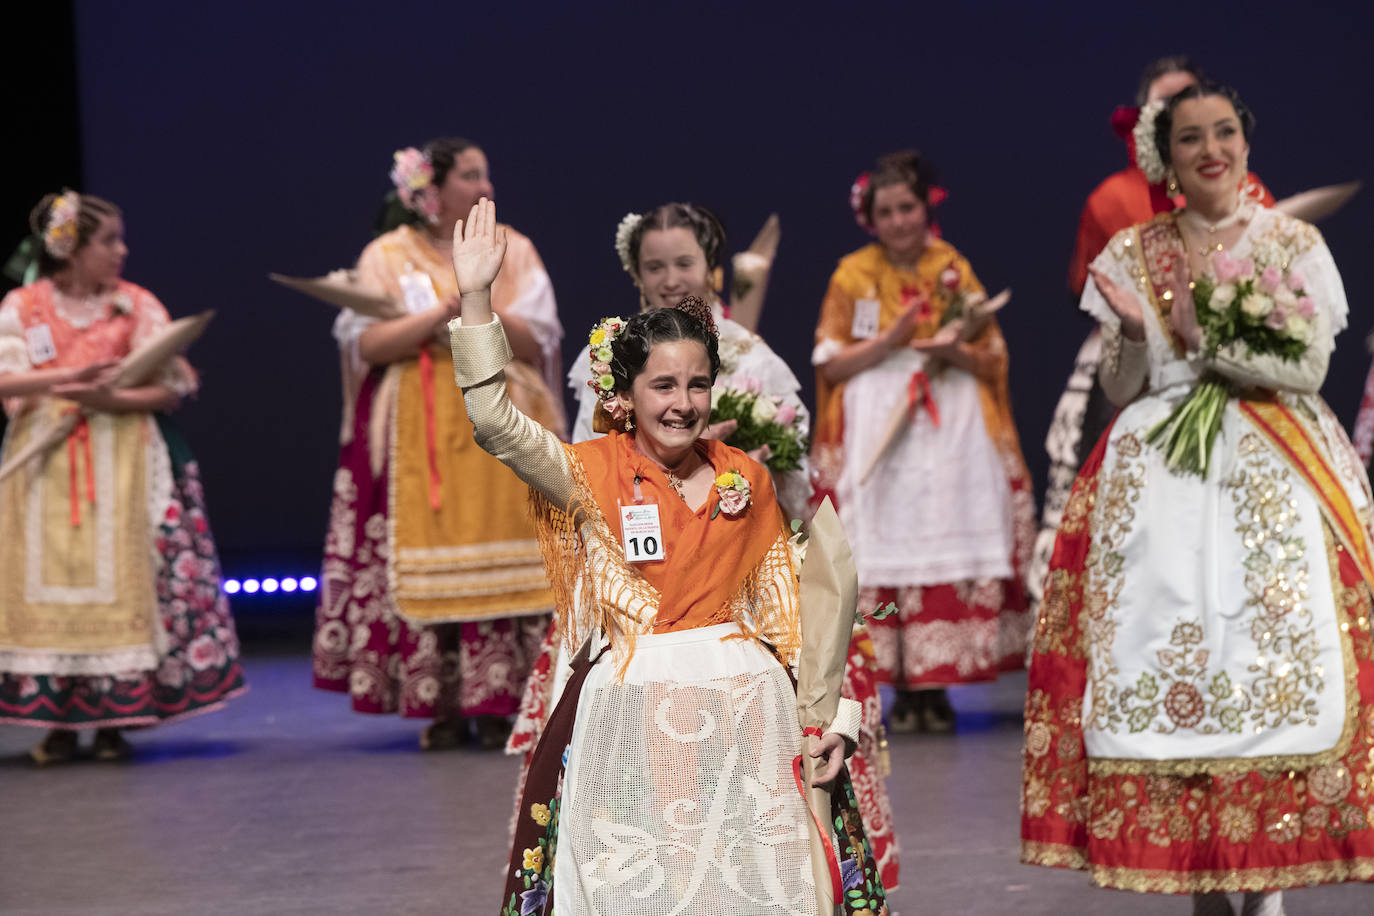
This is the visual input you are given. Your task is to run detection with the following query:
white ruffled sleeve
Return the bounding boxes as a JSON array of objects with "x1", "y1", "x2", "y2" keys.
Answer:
[
  {"x1": 0, "y1": 289, "x2": 30, "y2": 376},
  {"x1": 130, "y1": 289, "x2": 198, "y2": 397}
]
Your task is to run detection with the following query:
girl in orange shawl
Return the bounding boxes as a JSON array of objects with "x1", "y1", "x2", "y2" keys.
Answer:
[
  {"x1": 0, "y1": 191, "x2": 244, "y2": 763},
  {"x1": 451, "y1": 199, "x2": 886, "y2": 916},
  {"x1": 812, "y1": 151, "x2": 1035, "y2": 733}
]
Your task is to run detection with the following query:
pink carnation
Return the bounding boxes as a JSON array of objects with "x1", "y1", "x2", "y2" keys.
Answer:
[
  {"x1": 1296, "y1": 297, "x2": 1317, "y2": 319},
  {"x1": 1237, "y1": 257, "x2": 1255, "y2": 278},
  {"x1": 736, "y1": 375, "x2": 762, "y2": 394},
  {"x1": 775, "y1": 403, "x2": 797, "y2": 426},
  {"x1": 1259, "y1": 266, "x2": 1282, "y2": 294},
  {"x1": 1287, "y1": 270, "x2": 1306, "y2": 291},
  {"x1": 1264, "y1": 304, "x2": 1289, "y2": 330}
]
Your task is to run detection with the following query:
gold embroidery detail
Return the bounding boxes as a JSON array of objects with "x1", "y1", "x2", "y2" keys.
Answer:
[{"x1": 1089, "y1": 524, "x2": 1361, "y2": 775}]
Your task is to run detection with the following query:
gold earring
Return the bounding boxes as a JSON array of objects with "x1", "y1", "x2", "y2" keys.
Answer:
[
  {"x1": 1166, "y1": 168, "x2": 1179, "y2": 196},
  {"x1": 625, "y1": 411, "x2": 635, "y2": 432}
]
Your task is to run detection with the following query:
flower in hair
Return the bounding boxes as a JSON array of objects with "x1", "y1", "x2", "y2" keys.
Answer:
[
  {"x1": 849, "y1": 173, "x2": 872, "y2": 232},
  {"x1": 1132, "y1": 100, "x2": 1168, "y2": 185},
  {"x1": 586, "y1": 316, "x2": 627, "y2": 402},
  {"x1": 43, "y1": 191, "x2": 81, "y2": 260},
  {"x1": 389, "y1": 148, "x2": 440, "y2": 225},
  {"x1": 849, "y1": 172, "x2": 948, "y2": 235},
  {"x1": 614, "y1": 212, "x2": 643, "y2": 274}
]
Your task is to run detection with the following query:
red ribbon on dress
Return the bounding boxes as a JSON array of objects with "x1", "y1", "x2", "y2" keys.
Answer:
[
  {"x1": 793, "y1": 725, "x2": 842, "y2": 906},
  {"x1": 65, "y1": 411, "x2": 95, "y2": 527},
  {"x1": 906, "y1": 370, "x2": 940, "y2": 427},
  {"x1": 417, "y1": 348, "x2": 443, "y2": 511}
]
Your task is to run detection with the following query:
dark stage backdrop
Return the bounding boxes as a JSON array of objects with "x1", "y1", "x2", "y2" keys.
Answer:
[{"x1": 68, "y1": 0, "x2": 1374, "y2": 565}]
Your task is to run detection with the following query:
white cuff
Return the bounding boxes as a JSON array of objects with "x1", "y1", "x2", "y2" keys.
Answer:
[
  {"x1": 811, "y1": 337, "x2": 844, "y2": 367},
  {"x1": 825, "y1": 697, "x2": 862, "y2": 757}
]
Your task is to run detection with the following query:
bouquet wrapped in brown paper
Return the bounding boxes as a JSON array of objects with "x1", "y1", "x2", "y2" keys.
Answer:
[
  {"x1": 1272, "y1": 181, "x2": 1361, "y2": 224},
  {"x1": 269, "y1": 270, "x2": 402, "y2": 320},
  {"x1": 794, "y1": 497, "x2": 859, "y2": 915},
  {"x1": 0, "y1": 311, "x2": 215, "y2": 482}
]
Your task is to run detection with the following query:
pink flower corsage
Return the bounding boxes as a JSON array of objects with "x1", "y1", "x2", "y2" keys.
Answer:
[
  {"x1": 111, "y1": 292, "x2": 134, "y2": 316},
  {"x1": 711, "y1": 469, "x2": 751, "y2": 519}
]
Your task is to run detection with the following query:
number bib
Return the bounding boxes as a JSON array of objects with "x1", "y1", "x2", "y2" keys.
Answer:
[
  {"x1": 619, "y1": 503, "x2": 665, "y2": 563},
  {"x1": 851, "y1": 298, "x2": 881, "y2": 339},
  {"x1": 25, "y1": 323, "x2": 57, "y2": 364},
  {"x1": 398, "y1": 266, "x2": 439, "y2": 313}
]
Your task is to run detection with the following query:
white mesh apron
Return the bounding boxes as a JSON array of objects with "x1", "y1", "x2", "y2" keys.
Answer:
[{"x1": 553, "y1": 622, "x2": 817, "y2": 915}]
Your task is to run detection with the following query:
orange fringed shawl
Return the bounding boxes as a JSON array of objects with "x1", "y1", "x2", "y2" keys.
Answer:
[{"x1": 529, "y1": 432, "x2": 802, "y2": 670}]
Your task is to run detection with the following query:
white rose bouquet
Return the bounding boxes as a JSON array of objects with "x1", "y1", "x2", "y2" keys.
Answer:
[
  {"x1": 709, "y1": 374, "x2": 807, "y2": 472},
  {"x1": 1147, "y1": 249, "x2": 1315, "y2": 475}
]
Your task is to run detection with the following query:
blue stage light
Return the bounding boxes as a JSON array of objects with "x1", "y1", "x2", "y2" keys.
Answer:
[
  {"x1": 281, "y1": 577, "x2": 298, "y2": 592},
  {"x1": 243, "y1": 579, "x2": 260, "y2": 594},
  {"x1": 223, "y1": 579, "x2": 241, "y2": 594},
  {"x1": 300, "y1": 576, "x2": 318, "y2": 592},
  {"x1": 262, "y1": 578, "x2": 279, "y2": 593}
]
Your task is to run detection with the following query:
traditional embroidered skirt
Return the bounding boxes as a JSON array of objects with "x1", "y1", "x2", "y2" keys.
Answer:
[
  {"x1": 0, "y1": 414, "x2": 244, "y2": 728},
  {"x1": 313, "y1": 369, "x2": 546, "y2": 718},
  {"x1": 503, "y1": 623, "x2": 889, "y2": 916},
  {"x1": 1021, "y1": 390, "x2": 1374, "y2": 892}
]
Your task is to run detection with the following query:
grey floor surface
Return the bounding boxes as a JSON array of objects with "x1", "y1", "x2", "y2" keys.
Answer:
[{"x1": 1, "y1": 655, "x2": 1369, "y2": 915}]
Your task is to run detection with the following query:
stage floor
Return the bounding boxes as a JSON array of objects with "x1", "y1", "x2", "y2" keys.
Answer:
[{"x1": 1, "y1": 655, "x2": 1369, "y2": 915}]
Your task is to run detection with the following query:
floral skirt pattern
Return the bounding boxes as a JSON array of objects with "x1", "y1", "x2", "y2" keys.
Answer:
[
  {"x1": 862, "y1": 577, "x2": 1027, "y2": 688},
  {"x1": 312, "y1": 371, "x2": 546, "y2": 719},
  {"x1": 1021, "y1": 429, "x2": 1374, "y2": 892},
  {"x1": 0, "y1": 417, "x2": 244, "y2": 729}
]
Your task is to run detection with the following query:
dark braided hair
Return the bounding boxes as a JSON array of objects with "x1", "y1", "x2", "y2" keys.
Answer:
[
  {"x1": 1152, "y1": 81, "x2": 1255, "y2": 170},
  {"x1": 626, "y1": 202, "x2": 727, "y2": 275},
  {"x1": 27, "y1": 192, "x2": 121, "y2": 277},
  {"x1": 608, "y1": 296, "x2": 720, "y2": 393},
  {"x1": 861, "y1": 149, "x2": 938, "y2": 224}
]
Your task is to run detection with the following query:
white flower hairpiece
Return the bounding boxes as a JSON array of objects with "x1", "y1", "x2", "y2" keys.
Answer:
[
  {"x1": 614, "y1": 212, "x2": 643, "y2": 274},
  {"x1": 1132, "y1": 100, "x2": 1168, "y2": 185},
  {"x1": 43, "y1": 190, "x2": 81, "y2": 259}
]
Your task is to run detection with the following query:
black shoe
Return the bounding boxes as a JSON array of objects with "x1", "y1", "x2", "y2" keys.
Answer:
[
  {"x1": 419, "y1": 718, "x2": 467, "y2": 751},
  {"x1": 887, "y1": 691, "x2": 920, "y2": 734},
  {"x1": 93, "y1": 728, "x2": 132, "y2": 761},
  {"x1": 475, "y1": 716, "x2": 512, "y2": 751},
  {"x1": 920, "y1": 689, "x2": 956, "y2": 733}
]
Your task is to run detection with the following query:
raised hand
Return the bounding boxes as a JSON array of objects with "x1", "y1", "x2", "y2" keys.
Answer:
[
  {"x1": 1088, "y1": 266, "x2": 1145, "y2": 341},
  {"x1": 451, "y1": 198, "x2": 507, "y2": 296}
]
